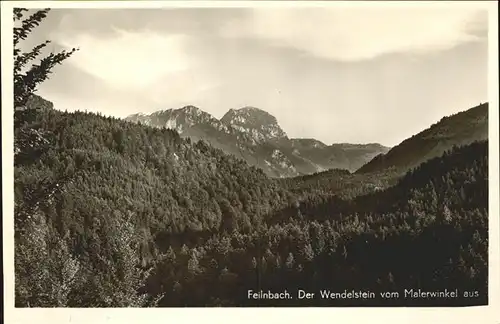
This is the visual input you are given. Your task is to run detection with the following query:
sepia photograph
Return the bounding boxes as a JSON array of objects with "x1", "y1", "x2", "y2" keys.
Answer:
[{"x1": 2, "y1": 0, "x2": 499, "y2": 319}]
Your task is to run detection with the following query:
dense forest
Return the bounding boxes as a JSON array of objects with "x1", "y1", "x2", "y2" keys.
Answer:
[{"x1": 14, "y1": 105, "x2": 488, "y2": 307}]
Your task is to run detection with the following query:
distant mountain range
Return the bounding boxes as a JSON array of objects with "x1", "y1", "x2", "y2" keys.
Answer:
[
  {"x1": 357, "y1": 103, "x2": 488, "y2": 174},
  {"x1": 125, "y1": 106, "x2": 390, "y2": 177}
]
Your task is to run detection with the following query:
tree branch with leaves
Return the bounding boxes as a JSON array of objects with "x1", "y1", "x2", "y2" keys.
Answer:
[{"x1": 14, "y1": 8, "x2": 78, "y2": 109}]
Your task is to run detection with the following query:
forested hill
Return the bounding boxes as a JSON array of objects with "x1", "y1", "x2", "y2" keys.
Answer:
[
  {"x1": 15, "y1": 105, "x2": 488, "y2": 307},
  {"x1": 263, "y1": 140, "x2": 488, "y2": 307},
  {"x1": 15, "y1": 108, "x2": 292, "y2": 234},
  {"x1": 356, "y1": 103, "x2": 488, "y2": 174},
  {"x1": 14, "y1": 107, "x2": 294, "y2": 307}
]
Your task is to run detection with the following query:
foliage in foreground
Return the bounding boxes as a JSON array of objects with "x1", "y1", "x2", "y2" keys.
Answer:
[{"x1": 14, "y1": 8, "x2": 78, "y2": 109}]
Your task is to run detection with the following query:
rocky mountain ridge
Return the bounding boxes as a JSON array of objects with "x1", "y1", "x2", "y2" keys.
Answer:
[{"x1": 125, "y1": 106, "x2": 390, "y2": 177}]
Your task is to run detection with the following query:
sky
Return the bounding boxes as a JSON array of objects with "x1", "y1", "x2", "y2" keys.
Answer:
[{"x1": 22, "y1": 5, "x2": 489, "y2": 147}]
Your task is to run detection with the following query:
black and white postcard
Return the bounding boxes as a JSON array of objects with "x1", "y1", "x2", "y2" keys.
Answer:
[{"x1": 2, "y1": 1, "x2": 499, "y2": 323}]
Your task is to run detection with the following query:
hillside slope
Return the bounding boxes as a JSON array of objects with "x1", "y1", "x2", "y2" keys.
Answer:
[
  {"x1": 356, "y1": 103, "x2": 488, "y2": 174},
  {"x1": 14, "y1": 107, "x2": 293, "y2": 307},
  {"x1": 262, "y1": 140, "x2": 488, "y2": 306}
]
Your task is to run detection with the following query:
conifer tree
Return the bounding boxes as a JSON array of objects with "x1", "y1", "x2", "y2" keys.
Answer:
[{"x1": 14, "y1": 8, "x2": 78, "y2": 109}]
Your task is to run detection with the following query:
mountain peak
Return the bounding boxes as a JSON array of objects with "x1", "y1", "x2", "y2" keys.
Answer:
[
  {"x1": 237, "y1": 106, "x2": 267, "y2": 112},
  {"x1": 179, "y1": 105, "x2": 203, "y2": 114},
  {"x1": 126, "y1": 105, "x2": 219, "y2": 134},
  {"x1": 221, "y1": 106, "x2": 287, "y2": 142},
  {"x1": 222, "y1": 106, "x2": 278, "y2": 123}
]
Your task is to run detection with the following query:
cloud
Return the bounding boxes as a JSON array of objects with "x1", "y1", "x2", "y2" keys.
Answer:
[
  {"x1": 44, "y1": 24, "x2": 222, "y2": 115},
  {"x1": 34, "y1": 7, "x2": 488, "y2": 146},
  {"x1": 221, "y1": 7, "x2": 487, "y2": 61},
  {"x1": 53, "y1": 27, "x2": 193, "y2": 89}
]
